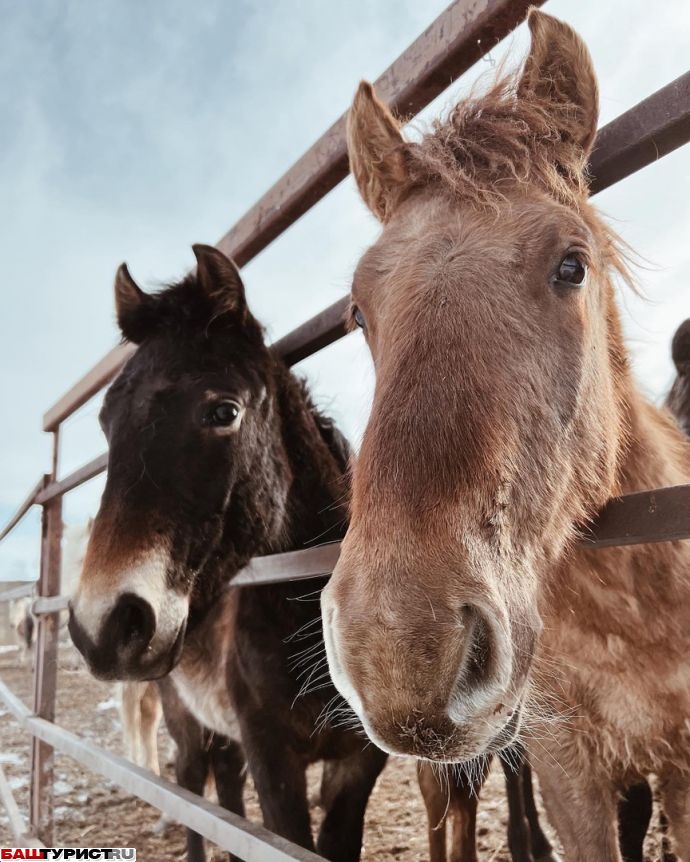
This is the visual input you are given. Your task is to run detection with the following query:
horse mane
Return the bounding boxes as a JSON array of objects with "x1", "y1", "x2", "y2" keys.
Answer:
[
  {"x1": 401, "y1": 70, "x2": 640, "y2": 299},
  {"x1": 403, "y1": 72, "x2": 590, "y2": 211},
  {"x1": 294, "y1": 377, "x2": 353, "y2": 474}
]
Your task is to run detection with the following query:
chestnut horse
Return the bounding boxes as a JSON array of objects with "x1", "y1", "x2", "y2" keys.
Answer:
[{"x1": 321, "y1": 9, "x2": 690, "y2": 862}]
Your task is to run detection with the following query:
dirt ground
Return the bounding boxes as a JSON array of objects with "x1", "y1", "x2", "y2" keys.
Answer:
[{"x1": 0, "y1": 645, "x2": 671, "y2": 861}]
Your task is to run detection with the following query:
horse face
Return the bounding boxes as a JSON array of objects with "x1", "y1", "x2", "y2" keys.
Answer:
[
  {"x1": 69, "y1": 246, "x2": 288, "y2": 680},
  {"x1": 322, "y1": 11, "x2": 630, "y2": 761}
]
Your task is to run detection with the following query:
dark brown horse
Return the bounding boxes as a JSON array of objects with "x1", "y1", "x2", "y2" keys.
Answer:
[
  {"x1": 321, "y1": 9, "x2": 690, "y2": 861},
  {"x1": 68, "y1": 245, "x2": 387, "y2": 860},
  {"x1": 667, "y1": 319, "x2": 690, "y2": 432}
]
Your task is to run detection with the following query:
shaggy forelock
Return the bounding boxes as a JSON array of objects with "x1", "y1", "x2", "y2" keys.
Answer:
[{"x1": 403, "y1": 73, "x2": 591, "y2": 211}]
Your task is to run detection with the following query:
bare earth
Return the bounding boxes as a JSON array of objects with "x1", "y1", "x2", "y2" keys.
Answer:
[{"x1": 0, "y1": 647, "x2": 669, "y2": 860}]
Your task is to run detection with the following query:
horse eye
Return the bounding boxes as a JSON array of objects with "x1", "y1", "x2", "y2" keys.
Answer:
[
  {"x1": 204, "y1": 401, "x2": 241, "y2": 427},
  {"x1": 554, "y1": 253, "x2": 587, "y2": 287},
  {"x1": 352, "y1": 305, "x2": 366, "y2": 329}
]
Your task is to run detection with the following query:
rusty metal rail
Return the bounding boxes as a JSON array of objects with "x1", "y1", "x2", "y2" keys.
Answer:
[
  {"x1": 0, "y1": 681, "x2": 321, "y2": 862},
  {"x1": 41, "y1": 0, "x2": 547, "y2": 436},
  {"x1": 34, "y1": 66, "x2": 690, "y2": 433},
  {"x1": 22, "y1": 481, "x2": 690, "y2": 619}
]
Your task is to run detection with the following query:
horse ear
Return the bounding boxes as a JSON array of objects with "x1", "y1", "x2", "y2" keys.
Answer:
[
  {"x1": 115, "y1": 264, "x2": 154, "y2": 344},
  {"x1": 672, "y1": 319, "x2": 690, "y2": 375},
  {"x1": 518, "y1": 10, "x2": 599, "y2": 155},
  {"x1": 192, "y1": 244, "x2": 246, "y2": 316},
  {"x1": 347, "y1": 81, "x2": 408, "y2": 222}
]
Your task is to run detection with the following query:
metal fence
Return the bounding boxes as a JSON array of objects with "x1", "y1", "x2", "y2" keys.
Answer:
[{"x1": 1, "y1": 0, "x2": 690, "y2": 855}]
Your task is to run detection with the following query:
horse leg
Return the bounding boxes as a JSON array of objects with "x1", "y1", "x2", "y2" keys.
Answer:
[
  {"x1": 448, "y1": 758, "x2": 490, "y2": 862},
  {"x1": 120, "y1": 681, "x2": 144, "y2": 765},
  {"x1": 501, "y1": 752, "x2": 535, "y2": 862},
  {"x1": 660, "y1": 808, "x2": 679, "y2": 862},
  {"x1": 176, "y1": 742, "x2": 211, "y2": 862},
  {"x1": 140, "y1": 681, "x2": 163, "y2": 775},
  {"x1": 617, "y1": 780, "x2": 652, "y2": 862},
  {"x1": 659, "y1": 768, "x2": 690, "y2": 859},
  {"x1": 157, "y1": 677, "x2": 209, "y2": 862},
  {"x1": 316, "y1": 746, "x2": 388, "y2": 862},
  {"x1": 515, "y1": 753, "x2": 560, "y2": 862},
  {"x1": 239, "y1": 717, "x2": 313, "y2": 851},
  {"x1": 531, "y1": 748, "x2": 621, "y2": 862},
  {"x1": 417, "y1": 762, "x2": 449, "y2": 862},
  {"x1": 210, "y1": 737, "x2": 247, "y2": 862}
]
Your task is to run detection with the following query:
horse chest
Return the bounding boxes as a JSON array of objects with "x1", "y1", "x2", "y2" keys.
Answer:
[
  {"x1": 171, "y1": 664, "x2": 240, "y2": 741},
  {"x1": 539, "y1": 617, "x2": 690, "y2": 772}
]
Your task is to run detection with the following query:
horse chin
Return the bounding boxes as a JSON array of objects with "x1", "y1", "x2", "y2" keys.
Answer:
[
  {"x1": 418, "y1": 705, "x2": 524, "y2": 765},
  {"x1": 130, "y1": 616, "x2": 188, "y2": 681},
  {"x1": 485, "y1": 702, "x2": 523, "y2": 754},
  {"x1": 136, "y1": 617, "x2": 188, "y2": 681},
  {"x1": 69, "y1": 614, "x2": 188, "y2": 683}
]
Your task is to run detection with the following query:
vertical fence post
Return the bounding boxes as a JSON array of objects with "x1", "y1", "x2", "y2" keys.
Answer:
[{"x1": 29, "y1": 430, "x2": 62, "y2": 845}]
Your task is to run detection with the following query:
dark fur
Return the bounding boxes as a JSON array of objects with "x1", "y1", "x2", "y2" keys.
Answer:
[
  {"x1": 666, "y1": 319, "x2": 690, "y2": 434},
  {"x1": 157, "y1": 677, "x2": 246, "y2": 862},
  {"x1": 71, "y1": 247, "x2": 387, "y2": 860}
]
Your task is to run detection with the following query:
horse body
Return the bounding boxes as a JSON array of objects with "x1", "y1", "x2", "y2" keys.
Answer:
[
  {"x1": 170, "y1": 596, "x2": 240, "y2": 741},
  {"x1": 320, "y1": 9, "x2": 690, "y2": 860},
  {"x1": 68, "y1": 248, "x2": 387, "y2": 860}
]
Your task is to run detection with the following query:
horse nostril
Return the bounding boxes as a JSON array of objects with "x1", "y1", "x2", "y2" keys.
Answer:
[
  {"x1": 112, "y1": 593, "x2": 156, "y2": 653},
  {"x1": 451, "y1": 605, "x2": 505, "y2": 709},
  {"x1": 463, "y1": 608, "x2": 494, "y2": 689}
]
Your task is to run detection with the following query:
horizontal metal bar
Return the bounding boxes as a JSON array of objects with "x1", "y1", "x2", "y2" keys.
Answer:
[
  {"x1": 273, "y1": 299, "x2": 350, "y2": 366},
  {"x1": 582, "y1": 483, "x2": 690, "y2": 549},
  {"x1": 589, "y1": 71, "x2": 690, "y2": 194},
  {"x1": 40, "y1": 0, "x2": 543, "y2": 432},
  {"x1": 0, "y1": 476, "x2": 47, "y2": 544},
  {"x1": 0, "y1": 583, "x2": 35, "y2": 603},
  {"x1": 233, "y1": 486, "x2": 690, "y2": 581},
  {"x1": 23, "y1": 484, "x2": 690, "y2": 618},
  {"x1": 0, "y1": 762, "x2": 43, "y2": 848},
  {"x1": 32, "y1": 595, "x2": 68, "y2": 615},
  {"x1": 43, "y1": 344, "x2": 134, "y2": 433},
  {"x1": 35, "y1": 453, "x2": 108, "y2": 506},
  {"x1": 0, "y1": 679, "x2": 323, "y2": 862},
  {"x1": 216, "y1": 0, "x2": 544, "y2": 268},
  {"x1": 233, "y1": 542, "x2": 341, "y2": 587}
]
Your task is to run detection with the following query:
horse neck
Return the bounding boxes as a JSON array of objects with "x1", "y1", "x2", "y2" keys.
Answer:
[
  {"x1": 617, "y1": 389, "x2": 690, "y2": 496},
  {"x1": 555, "y1": 328, "x2": 690, "y2": 629},
  {"x1": 212, "y1": 363, "x2": 348, "y2": 634},
  {"x1": 271, "y1": 360, "x2": 349, "y2": 551}
]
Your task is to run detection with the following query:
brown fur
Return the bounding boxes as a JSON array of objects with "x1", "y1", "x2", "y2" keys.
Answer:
[{"x1": 322, "y1": 9, "x2": 690, "y2": 862}]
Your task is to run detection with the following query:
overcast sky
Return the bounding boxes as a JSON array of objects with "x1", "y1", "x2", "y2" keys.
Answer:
[{"x1": 1, "y1": 0, "x2": 689, "y2": 581}]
